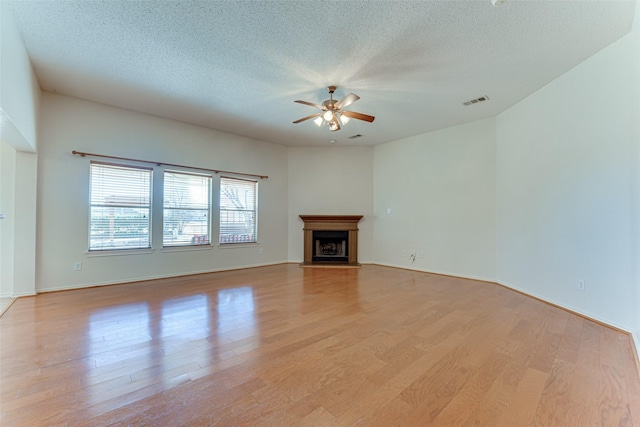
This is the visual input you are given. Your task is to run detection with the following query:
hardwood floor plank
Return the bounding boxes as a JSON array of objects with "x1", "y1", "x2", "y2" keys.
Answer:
[
  {"x1": 533, "y1": 357, "x2": 575, "y2": 426},
  {"x1": 598, "y1": 363, "x2": 633, "y2": 426},
  {"x1": 430, "y1": 351, "x2": 510, "y2": 426},
  {"x1": 1, "y1": 264, "x2": 639, "y2": 426},
  {"x1": 495, "y1": 367, "x2": 548, "y2": 426},
  {"x1": 400, "y1": 345, "x2": 472, "y2": 421},
  {"x1": 367, "y1": 344, "x2": 426, "y2": 386},
  {"x1": 368, "y1": 396, "x2": 414, "y2": 426},
  {"x1": 299, "y1": 406, "x2": 337, "y2": 426}
]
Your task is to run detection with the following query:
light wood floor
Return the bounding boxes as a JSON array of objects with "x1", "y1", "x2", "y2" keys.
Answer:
[
  {"x1": 1, "y1": 264, "x2": 639, "y2": 426},
  {"x1": 0, "y1": 298, "x2": 13, "y2": 317}
]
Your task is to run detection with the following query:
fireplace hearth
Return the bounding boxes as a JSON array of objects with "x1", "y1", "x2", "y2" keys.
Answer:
[{"x1": 300, "y1": 215, "x2": 363, "y2": 267}]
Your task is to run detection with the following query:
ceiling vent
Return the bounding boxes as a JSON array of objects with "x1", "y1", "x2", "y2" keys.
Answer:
[
  {"x1": 349, "y1": 134, "x2": 363, "y2": 139},
  {"x1": 463, "y1": 95, "x2": 490, "y2": 106}
]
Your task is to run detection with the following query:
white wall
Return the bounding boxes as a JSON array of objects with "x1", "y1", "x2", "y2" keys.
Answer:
[
  {"x1": 0, "y1": 142, "x2": 37, "y2": 298},
  {"x1": 37, "y1": 93, "x2": 288, "y2": 292},
  {"x1": 0, "y1": 141, "x2": 16, "y2": 297},
  {"x1": 372, "y1": 118, "x2": 497, "y2": 281},
  {"x1": 287, "y1": 146, "x2": 374, "y2": 263},
  {"x1": 631, "y1": 2, "x2": 640, "y2": 353},
  {"x1": 0, "y1": 4, "x2": 40, "y2": 297},
  {"x1": 496, "y1": 26, "x2": 638, "y2": 332},
  {"x1": 12, "y1": 151, "x2": 38, "y2": 296},
  {"x1": 0, "y1": 2, "x2": 39, "y2": 152}
]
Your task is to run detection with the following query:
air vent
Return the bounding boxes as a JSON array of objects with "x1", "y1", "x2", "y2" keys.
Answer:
[
  {"x1": 463, "y1": 95, "x2": 490, "y2": 106},
  {"x1": 349, "y1": 134, "x2": 363, "y2": 139}
]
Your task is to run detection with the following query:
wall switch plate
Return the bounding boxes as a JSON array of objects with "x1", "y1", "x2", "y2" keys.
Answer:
[
  {"x1": 74, "y1": 261, "x2": 82, "y2": 271},
  {"x1": 386, "y1": 208, "x2": 391, "y2": 214},
  {"x1": 578, "y1": 280, "x2": 585, "y2": 291}
]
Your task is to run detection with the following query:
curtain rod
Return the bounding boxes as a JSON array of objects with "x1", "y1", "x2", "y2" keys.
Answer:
[{"x1": 71, "y1": 150, "x2": 268, "y2": 180}]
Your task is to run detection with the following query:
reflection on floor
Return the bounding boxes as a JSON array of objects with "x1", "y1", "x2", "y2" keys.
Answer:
[{"x1": 1, "y1": 264, "x2": 639, "y2": 425}]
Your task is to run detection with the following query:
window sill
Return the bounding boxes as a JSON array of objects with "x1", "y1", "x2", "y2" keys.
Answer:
[
  {"x1": 161, "y1": 245, "x2": 213, "y2": 253},
  {"x1": 218, "y1": 242, "x2": 260, "y2": 249}
]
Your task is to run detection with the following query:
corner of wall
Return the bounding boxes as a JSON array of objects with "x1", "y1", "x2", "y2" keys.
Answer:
[
  {"x1": 632, "y1": 332, "x2": 640, "y2": 378},
  {"x1": 632, "y1": 0, "x2": 640, "y2": 368},
  {"x1": 0, "y1": 1, "x2": 40, "y2": 152}
]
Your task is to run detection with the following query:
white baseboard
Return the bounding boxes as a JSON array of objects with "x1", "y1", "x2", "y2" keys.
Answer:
[
  {"x1": 367, "y1": 263, "x2": 640, "y2": 369},
  {"x1": 6, "y1": 291, "x2": 37, "y2": 298},
  {"x1": 496, "y1": 279, "x2": 631, "y2": 332},
  {"x1": 496, "y1": 280, "x2": 639, "y2": 377},
  {"x1": 37, "y1": 261, "x2": 289, "y2": 294},
  {"x1": 369, "y1": 262, "x2": 496, "y2": 284},
  {"x1": 630, "y1": 331, "x2": 640, "y2": 376}
]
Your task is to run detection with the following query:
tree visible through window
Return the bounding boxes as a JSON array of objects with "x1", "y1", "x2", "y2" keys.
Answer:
[
  {"x1": 89, "y1": 162, "x2": 152, "y2": 250},
  {"x1": 163, "y1": 171, "x2": 212, "y2": 246},
  {"x1": 219, "y1": 177, "x2": 257, "y2": 244}
]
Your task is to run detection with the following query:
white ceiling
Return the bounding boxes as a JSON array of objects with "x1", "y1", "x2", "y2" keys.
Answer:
[{"x1": 6, "y1": 0, "x2": 636, "y2": 147}]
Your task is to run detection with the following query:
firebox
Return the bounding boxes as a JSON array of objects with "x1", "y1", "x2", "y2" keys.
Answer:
[{"x1": 313, "y1": 230, "x2": 348, "y2": 263}]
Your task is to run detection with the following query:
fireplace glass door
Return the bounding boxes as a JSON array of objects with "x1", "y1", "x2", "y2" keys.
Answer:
[{"x1": 312, "y1": 230, "x2": 349, "y2": 263}]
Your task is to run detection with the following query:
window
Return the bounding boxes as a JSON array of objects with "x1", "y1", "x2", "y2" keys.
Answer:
[
  {"x1": 89, "y1": 162, "x2": 152, "y2": 250},
  {"x1": 163, "y1": 171, "x2": 212, "y2": 246},
  {"x1": 219, "y1": 177, "x2": 257, "y2": 244}
]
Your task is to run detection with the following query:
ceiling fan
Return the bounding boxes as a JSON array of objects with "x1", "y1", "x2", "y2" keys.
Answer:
[{"x1": 293, "y1": 86, "x2": 375, "y2": 132}]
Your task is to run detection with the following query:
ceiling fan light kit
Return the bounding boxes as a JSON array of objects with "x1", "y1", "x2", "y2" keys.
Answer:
[{"x1": 293, "y1": 86, "x2": 375, "y2": 133}]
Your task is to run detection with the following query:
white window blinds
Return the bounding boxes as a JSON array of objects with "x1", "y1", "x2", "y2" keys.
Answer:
[
  {"x1": 89, "y1": 162, "x2": 152, "y2": 250},
  {"x1": 163, "y1": 171, "x2": 212, "y2": 246},
  {"x1": 219, "y1": 177, "x2": 257, "y2": 244}
]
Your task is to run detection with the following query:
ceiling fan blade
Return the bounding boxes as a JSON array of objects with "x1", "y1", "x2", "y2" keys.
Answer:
[
  {"x1": 335, "y1": 93, "x2": 360, "y2": 110},
  {"x1": 293, "y1": 112, "x2": 322, "y2": 124},
  {"x1": 294, "y1": 100, "x2": 324, "y2": 109},
  {"x1": 341, "y1": 110, "x2": 375, "y2": 123}
]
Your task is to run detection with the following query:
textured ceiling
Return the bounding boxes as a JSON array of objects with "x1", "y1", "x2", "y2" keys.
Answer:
[{"x1": 6, "y1": 0, "x2": 636, "y2": 146}]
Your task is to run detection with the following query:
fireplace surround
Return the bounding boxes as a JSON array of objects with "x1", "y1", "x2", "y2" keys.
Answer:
[{"x1": 299, "y1": 215, "x2": 363, "y2": 267}]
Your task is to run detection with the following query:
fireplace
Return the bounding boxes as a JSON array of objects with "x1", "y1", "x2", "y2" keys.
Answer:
[{"x1": 300, "y1": 215, "x2": 363, "y2": 267}]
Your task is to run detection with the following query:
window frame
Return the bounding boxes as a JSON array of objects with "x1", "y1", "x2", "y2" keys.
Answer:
[
  {"x1": 88, "y1": 161, "x2": 153, "y2": 252},
  {"x1": 162, "y1": 170, "x2": 213, "y2": 248},
  {"x1": 219, "y1": 176, "x2": 258, "y2": 245}
]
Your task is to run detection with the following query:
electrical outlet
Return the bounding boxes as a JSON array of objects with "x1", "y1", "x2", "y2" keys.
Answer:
[
  {"x1": 73, "y1": 261, "x2": 82, "y2": 271},
  {"x1": 403, "y1": 250, "x2": 407, "y2": 257},
  {"x1": 578, "y1": 280, "x2": 585, "y2": 291},
  {"x1": 259, "y1": 248, "x2": 264, "y2": 255},
  {"x1": 410, "y1": 252, "x2": 416, "y2": 263}
]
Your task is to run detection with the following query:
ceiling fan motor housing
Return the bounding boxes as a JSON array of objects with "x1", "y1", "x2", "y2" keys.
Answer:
[{"x1": 322, "y1": 99, "x2": 337, "y2": 110}]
